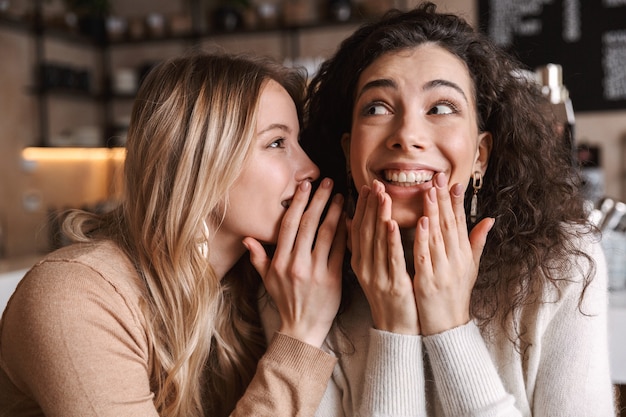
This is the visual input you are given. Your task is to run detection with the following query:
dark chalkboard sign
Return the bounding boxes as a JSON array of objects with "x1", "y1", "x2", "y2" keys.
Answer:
[{"x1": 477, "y1": 0, "x2": 626, "y2": 112}]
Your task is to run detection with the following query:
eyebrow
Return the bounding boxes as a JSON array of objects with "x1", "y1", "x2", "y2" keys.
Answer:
[
  {"x1": 258, "y1": 123, "x2": 291, "y2": 135},
  {"x1": 425, "y1": 79, "x2": 468, "y2": 103},
  {"x1": 356, "y1": 78, "x2": 397, "y2": 101},
  {"x1": 357, "y1": 77, "x2": 468, "y2": 104}
]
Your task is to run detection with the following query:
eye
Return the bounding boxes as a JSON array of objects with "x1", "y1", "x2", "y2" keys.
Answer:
[
  {"x1": 363, "y1": 102, "x2": 391, "y2": 116},
  {"x1": 268, "y1": 138, "x2": 286, "y2": 149},
  {"x1": 428, "y1": 101, "x2": 457, "y2": 115}
]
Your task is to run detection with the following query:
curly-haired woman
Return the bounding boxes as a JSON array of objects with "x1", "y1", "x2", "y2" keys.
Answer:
[{"x1": 273, "y1": 2, "x2": 615, "y2": 415}]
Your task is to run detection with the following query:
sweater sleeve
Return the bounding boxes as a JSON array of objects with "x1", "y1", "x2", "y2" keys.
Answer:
[
  {"x1": 358, "y1": 329, "x2": 426, "y2": 417},
  {"x1": 232, "y1": 332, "x2": 337, "y2": 417},
  {"x1": 531, "y1": 239, "x2": 615, "y2": 416},
  {"x1": 423, "y1": 322, "x2": 521, "y2": 416}
]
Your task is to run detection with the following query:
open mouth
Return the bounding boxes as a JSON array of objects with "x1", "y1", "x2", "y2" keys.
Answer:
[{"x1": 383, "y1": 169, "x2": 435, "y2": 187}]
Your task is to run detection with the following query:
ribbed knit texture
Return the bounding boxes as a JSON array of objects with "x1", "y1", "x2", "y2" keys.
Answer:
[
  {"x1": 260, "y1": 232, "x2": 616, "y2": 417},
  {"x1": 363, "y1": 330, "x2": 425, "y2": 416},
  {"x1": 423, "y1": 323, "x2": 517, "y2": 416}
]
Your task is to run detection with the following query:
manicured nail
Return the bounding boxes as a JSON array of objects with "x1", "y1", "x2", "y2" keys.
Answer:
[
  {"x1": 435, "y1": 173, "x2": 447, "y2": 189},
  {"x1": 419, "y1": 216, "x2": 429, "y2": 231},
  {"x1": 333, "y1": 194, "x2": 344, "y2": 205},
  {"x1": 322, "y1": 178, "x2": 333, "y2": 188},
  {"x1": 428, "y1": 186, "x2": 436, "y2": 203},
  {"x1": 451, "y1": 183, "x2": 464, "y2": 197},
  {"x1": 300, "y1": 180, "x2": 311, "y2": 191}
]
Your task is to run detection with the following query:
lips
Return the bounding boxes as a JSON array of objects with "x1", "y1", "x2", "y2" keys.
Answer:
[{"x1": 383, "y1": 169, "x2": 434, "y2": 186}]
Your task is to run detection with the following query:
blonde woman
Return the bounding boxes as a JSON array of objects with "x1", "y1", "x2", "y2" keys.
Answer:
[{"x1": 0, "y1": 53, "x2": 346, "y2": 417}]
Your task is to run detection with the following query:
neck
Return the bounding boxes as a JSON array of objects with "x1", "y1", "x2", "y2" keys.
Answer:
[{"x1": 208, "y1": 228, "x2": 248, "y2": 280}]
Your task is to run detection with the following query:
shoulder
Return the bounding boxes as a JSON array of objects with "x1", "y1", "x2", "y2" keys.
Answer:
[
  {"x1": 5, "y1": 241, "x2": 146, "y2": 327},
  {"x1": 537, "y1": 222, "x2": 606, "y2": 316}
]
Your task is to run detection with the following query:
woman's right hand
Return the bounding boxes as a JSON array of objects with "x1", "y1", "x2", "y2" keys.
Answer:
[
  {"x1": 243, "y1": 178, "x2": 347, "y2": 348},
  {"x1": 349, "y1": 180, "x2": 420, "y2": 335}
]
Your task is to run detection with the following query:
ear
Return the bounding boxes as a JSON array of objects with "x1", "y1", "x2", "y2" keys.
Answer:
[
  {"x1": 341, "y1": 133, "x2": 351, "y2": 172},
  {"x1": 474, "y1": 131, "x2": 492, "y2": 174}
]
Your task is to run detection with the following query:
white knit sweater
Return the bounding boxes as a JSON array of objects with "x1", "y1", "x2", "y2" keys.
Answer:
[{"x1": 261, "y1": 232, "x2": 616, "y2": 416}]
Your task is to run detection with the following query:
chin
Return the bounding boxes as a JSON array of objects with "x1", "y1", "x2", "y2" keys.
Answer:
[{"x1": 392, "y1": 208, "x2": 422, "y2": 230}]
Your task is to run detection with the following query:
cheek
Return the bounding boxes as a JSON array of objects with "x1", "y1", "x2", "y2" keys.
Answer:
[
  {"x1": 442, "y1": 137, "x2": 478, "y2": 176},
  {"x1": 348, "y1": 137, "x2": 374, "y2": 189}
]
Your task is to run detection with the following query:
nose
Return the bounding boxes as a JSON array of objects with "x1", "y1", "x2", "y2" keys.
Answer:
[
  {"x1": 386, "y1": 112, "x2": 429, "y2": 151},
  {"x1": 294, "y1": 145, "x2": 320, "y2": 183}
]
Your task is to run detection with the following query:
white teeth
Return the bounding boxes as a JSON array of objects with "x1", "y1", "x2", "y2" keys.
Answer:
[{"x1": 384, "y1": 170, "x2": 433, "y2": 186}]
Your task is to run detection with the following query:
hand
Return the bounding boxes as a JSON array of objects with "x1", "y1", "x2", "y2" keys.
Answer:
[
  {"x1": 413, "y1": 173, "x2": 494, "y2": 335},
  {"x1": 243, "y1": 178, "x2": 347, "y2": 347},
  {"x1": 349, "y1": 179, "x2": 419, "y2": 335}
]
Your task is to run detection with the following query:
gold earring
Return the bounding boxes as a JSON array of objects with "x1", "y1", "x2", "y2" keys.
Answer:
[{"x1": 470, "y1": 171, "x2": 483, "y2": 223}]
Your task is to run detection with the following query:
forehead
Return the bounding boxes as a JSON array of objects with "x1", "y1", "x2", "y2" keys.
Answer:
[{"x1": 357, "y1": 44, "x2": 474, "y2": 97}]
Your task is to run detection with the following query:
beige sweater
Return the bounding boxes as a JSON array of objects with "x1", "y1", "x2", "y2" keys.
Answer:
[{"x1": 0, "y1": 241, "x2": 337, "y2": 417}]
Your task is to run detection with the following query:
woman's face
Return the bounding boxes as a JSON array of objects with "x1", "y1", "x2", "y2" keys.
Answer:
[
  {"x1": 220, "y1": 79, "x2": 319, "y2": 244},
  {"x1": 347, "y1": 43, "x2": 491, "y2": 228}
]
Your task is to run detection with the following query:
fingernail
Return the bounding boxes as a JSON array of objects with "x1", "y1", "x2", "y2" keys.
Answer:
[
  {"x1": 419, "y1": 216, "x2": 428, "y2": 230},
  {"x1": 300, "y1": 180, "x2": 311, "y2": 191},
  {"x1": 451, "y1": 183, "x2": 464, "y2": 197},
  {"x1": 322, "y1": 178, "x2": 333, "y2": 188},
  {"x1": 360, "y1": 185, "x2": 370, "y2": 198},
  {"x1": 333, "y1": 194, "x2": 344, "y2": 204},
  {"x1": 435, "y1": 173, "x2": 447, "y2": 189},
  {"x1": 428, "y1": 186, "x2": 436, "y2": 203}
]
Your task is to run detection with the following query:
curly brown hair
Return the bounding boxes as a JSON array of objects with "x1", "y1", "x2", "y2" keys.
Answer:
[{"x1": 301, "y1": 2, "x2": 595, "y2": 341}]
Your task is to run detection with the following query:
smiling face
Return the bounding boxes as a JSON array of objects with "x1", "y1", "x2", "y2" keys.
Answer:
[
  {"x1": 347, "y1": 43, "x2": 491, "y2": 228},
  {"x1": 219, "y1": 79, "x2": 319, "y2": 244}
]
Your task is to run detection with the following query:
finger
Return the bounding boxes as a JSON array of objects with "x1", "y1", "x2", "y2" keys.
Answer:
[
  {"x1": 374, "y1": 181, "x2": 391, "y2": 284},
  {"x1": 450, "y1": 182, "x2": 469, "y2": 249},
  {"x1": 434, "y1": 173, "x2": 460, "y2": 252},
  {"x1": 423, "y1": 185, "x2": 446, "y2": 266},
  {"x1": 361, "y1": 181, "x2": 382, "y2": 259},
  {"x1": 243, "y1": 237, "x2": 270, "y2": 278},
  {"x1": 276, "y1": 180, "x2": 312, "y2": 254},
  {"x1": 350, "y1": 185, "x2": 370, "y2": 268},
  {"x1": 292, "y1": 178, "x2": 334, "y2": 254},
  {"x1": 310, "y1": 192, "x2": 344, "y2": 259},
  {"x1": 468, "y1": 217, "x2": 495, "y2": 266},
  {"x1": 413, "y1": 216, "x2": 433, "y2": 292}
]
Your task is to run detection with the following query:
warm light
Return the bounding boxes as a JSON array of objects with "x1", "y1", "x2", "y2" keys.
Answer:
[{"x1": 22, "y1": 147, "x2": 126, "y2": 162}]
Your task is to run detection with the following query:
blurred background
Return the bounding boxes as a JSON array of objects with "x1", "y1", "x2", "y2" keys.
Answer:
[
  {"x1": 0, "y1": 0, "x2": 625, "y2": 410},
  {"x1": 0, "y1": 0, "x2": 624, "y2": 258}
]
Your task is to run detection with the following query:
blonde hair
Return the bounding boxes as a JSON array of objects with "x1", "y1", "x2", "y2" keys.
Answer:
[{"x1": 63, "y1": 52, "x2": 307, "y2": 416}]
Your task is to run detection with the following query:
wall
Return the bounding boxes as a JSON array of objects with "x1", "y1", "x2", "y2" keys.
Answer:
[{"x1": 0, "y1": 0, "x2": 624, "y2": 258}]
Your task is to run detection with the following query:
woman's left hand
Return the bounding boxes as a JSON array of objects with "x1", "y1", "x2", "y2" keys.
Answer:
[
  {"x1": 244, "y1": 178, "x2": 347, "y2": 348},
  {"x1": 413, "y1": 173, "x2": 494, "y2": 336}
]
